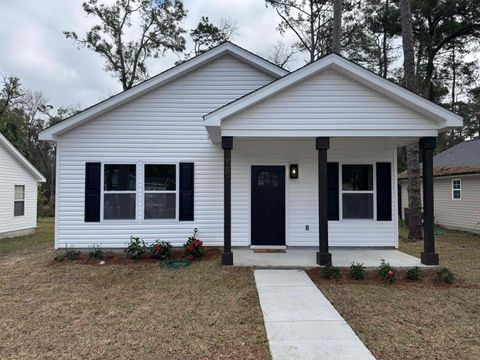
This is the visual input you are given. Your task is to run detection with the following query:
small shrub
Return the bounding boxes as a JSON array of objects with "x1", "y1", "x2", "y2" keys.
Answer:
[
  {"x1": 406, "y1": 266, "x2": 423, "y2": 281},
  {"x1": 378, "y1": 259, "x2": 396, "y2": 283},
  {"x1": 149, "y1": 240, "x2": 172, "y2": 260},
  {"x1": 125, "y1": 236, "x2": 147, "y2": 259},
  {"x1": 436, "y1": 267, "x2": 454, "y2": 284},
  {"x1": 350, "y1": 263, "x2": 367, "y2": 280},
  {"x1": 183, "y1": 236, "x2": 203, "y2": 261},
  {"x1": 89, "y1": 244, "x2": 105, "y2": 260},
  {"x1": 320, "y1": 264, "x2": 340, "y2": 279},
  {"x1": 55, "y1": 246, "x2": 80, "y2": 261}
]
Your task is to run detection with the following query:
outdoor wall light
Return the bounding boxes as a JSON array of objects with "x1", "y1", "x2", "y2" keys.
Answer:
[{"x1": 289, "y1": 164, "x2": 299, "y2": 179}]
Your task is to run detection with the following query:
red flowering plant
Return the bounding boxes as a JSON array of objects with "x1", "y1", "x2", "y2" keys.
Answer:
[
  {"x1": 183, "y1": 236, "x2": 203, "y2": 261},
  {"x1": 149, "y1": 240, "x2": 172, "y2": 260},
  {"x1": 378, "y1": 259, "x2": 396, "y2": 283}
]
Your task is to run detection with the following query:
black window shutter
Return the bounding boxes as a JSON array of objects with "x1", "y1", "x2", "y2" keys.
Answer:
[
  {"x1": 179, "y1": 163, "x2": 194, "y2": 221},
  {"x1": 85, "y1": 162, "x2": 101, "y2": 222},
  {"x1": 327, "y1": 162, "x2": 339, "y2": 221},
  {"x1": 376, "y1": 162, "x2": 392, "y2": 221}
]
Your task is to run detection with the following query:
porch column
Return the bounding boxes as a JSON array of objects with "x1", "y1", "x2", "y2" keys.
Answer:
[
  {"x1": 222, "y1": 136, "x2": 234, "y2": 265},
  {"x1": 419, "y1": 137, "x2": 439, "y2": 265},
  {"x1": 316, "y1": 137, "x2": 332, "y2": 265}
]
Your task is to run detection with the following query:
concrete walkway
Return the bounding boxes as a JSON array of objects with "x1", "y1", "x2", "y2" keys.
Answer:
[
  {"x1": 236, "y1": 248, "x2": 427, "y2": 268},
  {"x1": 255, "y1": 269, "x2": 375, "y2": 360}
]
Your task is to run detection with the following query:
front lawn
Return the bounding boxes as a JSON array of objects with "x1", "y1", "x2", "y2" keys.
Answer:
[
  {"x1": 0, "y1": 220, "x2": 269, "y2": 359},
  {"x1": 312, "y1": 225, "x2": 480, "y2": 360}
]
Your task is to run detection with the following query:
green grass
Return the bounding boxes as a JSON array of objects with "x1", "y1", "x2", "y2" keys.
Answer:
[{"x1": 0, "y1": 218, "x2": 54, "y2": 255}]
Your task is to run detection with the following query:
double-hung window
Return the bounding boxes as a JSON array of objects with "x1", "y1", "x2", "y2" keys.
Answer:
[
  {"x1": 452, "y1": 179, "x2": 461, "y2": 200},
  {"x1": 342, "y1": 164, "x2": 374, "y2": 219},
  {"x1": 14, "y1": 185, "x2": 25, "y2": 216},
  {"x1": 144, "y1": 164, "x2": 176, "y2": 219},
  {"x1": 103, "y1": 164, "x2": 136, "y2": 220}
]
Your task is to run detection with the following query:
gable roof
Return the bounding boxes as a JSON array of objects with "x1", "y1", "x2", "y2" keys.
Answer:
[
  {"x1": 39, "y1": 42, "x2": 288, "y2": 141},
  {"x1": 398, "y1": 138, "x2": 480, "y2": 179},
  {"x1": 0, "y1": 133, "x2": 46, "y2": 182},
  {"x1": 204, "y1": 53, "x2": 463, "y2": 142}
]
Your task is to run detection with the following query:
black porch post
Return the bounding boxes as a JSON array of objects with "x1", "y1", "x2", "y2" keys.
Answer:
[
  {"x1": 419, "y1": 137, "x2": 439, "y2": 265},
  {"x1": 316, "y1": 137, "x2": 332, "y2": 265},
  {"x1": 222, "y1": 136, "x2": 234, "y2": 265}
]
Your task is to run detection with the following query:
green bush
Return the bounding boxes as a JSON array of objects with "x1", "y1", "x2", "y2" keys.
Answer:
[
  {"x1": 378, "y1": 260, "x2": 396, "y2": 283},
  {"x1": 436, "y1": 267, "x2": 454, "y2": 284},
  {"x1": 55, "y1": 246, "x2": 80, "y2": 261},
  {"x1": 406, "y1": 266, "x2": 423, "y2": 281},
  {"x1": 350, "y1": 263, "x2": 367, "y2": 280},
  {"x1": 125, "y1": 236, "x2": 147, "y2": 259},
  {"x1": 320, "y1": 264, "x2": 340, "y2": 279},
  {"x1": 183, "y1": 236, "x2": 203, "y2": 261},
  {"x1": 149, "y1": 240, "x2": 172, "y2": 260},
  {"x1": 88, "y1": 244, "x2": 105, "y2": 260}
]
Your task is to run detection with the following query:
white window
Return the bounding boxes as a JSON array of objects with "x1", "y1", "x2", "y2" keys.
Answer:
[
  {"x1": 341, "y1": 165, "x2": 374, "y2": 219},
  {"x1": 103, "y1": 164, "x2": 136, "y2": 219},
  {"x1": 452, "y1": 179, "x2": 461, "y2": 200},
  {"x1": 14, "y1": 185, "x2": 25, "y2": 216},
  {"x1": 144, "y1": 164, "x2": 176, "y2": 219}
]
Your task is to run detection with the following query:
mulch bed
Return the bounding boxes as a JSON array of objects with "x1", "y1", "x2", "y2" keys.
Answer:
[
  {"x1": 306, "y1": 267, "x2": 474, "y2": 289},
  {"x1": 51, "y1": 247, "x2": 222, "y2": 266}
]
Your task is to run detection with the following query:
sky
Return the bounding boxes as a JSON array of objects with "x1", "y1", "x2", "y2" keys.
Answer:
[{"x1": 0, "y1": 0, "x2": 300, "y2": 111}]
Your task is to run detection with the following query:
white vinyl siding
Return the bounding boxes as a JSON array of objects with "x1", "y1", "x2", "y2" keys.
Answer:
[
  {"x1": 222, "y1": 69, "x2": 438, "y2": 137},
  {"x1": 0, "y1": 143, "x2": 39, "y2": 235},
  {"x1": 55, "y1": 54, "x2": 276, "y2": 248}
]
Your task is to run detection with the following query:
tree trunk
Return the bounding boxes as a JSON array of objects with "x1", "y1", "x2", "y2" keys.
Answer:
[
  {"x1": 400, "y1": 0, "x2": 422, "y2": 241},
  {"x1": 332, "y1": 0, "x2": 342, "y2": 54},
  {"x1": 382, "y1": 0, "x2": 389, "y2": 78}
]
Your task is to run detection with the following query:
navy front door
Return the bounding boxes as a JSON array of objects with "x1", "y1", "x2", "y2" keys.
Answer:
[{"x1": 251, "y1": 166, "x2": 286, "y2": 246}]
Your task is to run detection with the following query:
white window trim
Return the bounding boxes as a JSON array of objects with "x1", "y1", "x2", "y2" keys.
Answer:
[
  {"x1": 142, "y1": 163, "x2": 179, "y2": 221},
  {"x1": 339, "y1": 163, "x2": 376, "y2": 221},
  {"x1": 451, "y1": 178, "x2": 462, "y2": 200},
  {"x1": 13, "y1": 184, "x2": 25, "y2": 217},
  {"x1": 101, "y1": 163, "x2": 138, "y2": 221}
]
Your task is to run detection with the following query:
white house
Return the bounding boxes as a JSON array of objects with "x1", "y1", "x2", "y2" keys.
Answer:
[
  {"x1": 39, "y1": 42, "x2": 462, "y2": 265},
  {"x1": 0, "y1": 133, "x2": 46, "y2": 238}
]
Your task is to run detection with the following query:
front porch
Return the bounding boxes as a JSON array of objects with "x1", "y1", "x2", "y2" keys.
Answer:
[{"x1": 233, "y1": 247, "x2": 428, "y2": 268}]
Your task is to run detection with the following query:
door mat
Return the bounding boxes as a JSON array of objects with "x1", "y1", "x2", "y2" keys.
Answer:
[{"x1": 253, "y1": 249, "x2": 286, "y2": 253}]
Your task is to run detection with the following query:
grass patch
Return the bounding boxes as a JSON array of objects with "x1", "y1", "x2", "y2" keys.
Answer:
[
  {"x1": 0, "y1": 218, "x2": 54, "y2": 255},
  {"x1": 310, "y1": 224, "x2": 480, "y2": 359},
  {"x1": 0, "y1": 220, "x2": 269, "y2": 359}
]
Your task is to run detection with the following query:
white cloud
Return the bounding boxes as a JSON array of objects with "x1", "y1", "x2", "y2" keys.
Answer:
[{"x1": 0, "y1": 0, "x2": 300, "y2": 110}]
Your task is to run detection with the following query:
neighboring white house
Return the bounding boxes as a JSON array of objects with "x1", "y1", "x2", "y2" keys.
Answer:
[
  {"x1": 399, "y1": 138, "x2": 480, "y2": 233},
  {"x1": 39, "y1": 42, "x2": 462, "y2": 265},
  {"x1": 0, "y1": 133, "x2": 46, "y2": 238}
]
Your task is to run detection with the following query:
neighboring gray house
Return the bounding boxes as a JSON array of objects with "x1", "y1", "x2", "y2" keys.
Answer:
[
  {"x1": 39, "y1": 42, "x2": 462, "y2": 265},
  {"x1": 0, "y1": 133, "x2": 46, "y2": 238},
  {"x1": 399, "y1": 138, "x2": 480, "y2": 233}
]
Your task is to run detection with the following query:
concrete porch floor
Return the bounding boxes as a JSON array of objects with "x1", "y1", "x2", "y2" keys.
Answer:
[{"x1": 233, "y1": 248, "x2": 429, "y2": 268}]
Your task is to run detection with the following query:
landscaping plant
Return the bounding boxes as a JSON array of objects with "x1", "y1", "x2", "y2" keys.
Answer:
[
  {"x1": 320, "y1": 264, "x2": 340, "y2": 279},
  {"x1": 149, "y1": 240, "x2": 172, "y2": 260},
  {"x1": 378, "y1": 259, "x2": 396, "y2": 283},
  {"x1": 183, "y1": 236, "x2": 203, "y2": 261},
  {"x1": 125, "y1": 236, "x2": 147, "y2": 259},
  {"x1": 436, "y1": 267, "x2": 454, "y2": 284},
  {"x1": 55, "y1": 246, "x2": 81, "y2": 261},
  {"x1": 406, "y1": 266, "x2": 423, "y2": 281},
  {"x1": 88, "y1": 244, "x2": 105, "y2": 260},
  {"x1": 350, "y1": 263, "x2": 367, "y2": 280}
]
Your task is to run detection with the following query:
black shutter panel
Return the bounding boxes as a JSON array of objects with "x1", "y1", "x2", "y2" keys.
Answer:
[
  {"x1": 376, "y1": 162, "x2": 392, "y2": 221},
  {"x1": 179, "y1": 163, "x2": 194, "y2": 221},
  {"x1": 327, "y1": 162, "x2": 339, "y2": 221},
  {"x1": 85, "y1": 162, "x2": 101, "y2": 222}
]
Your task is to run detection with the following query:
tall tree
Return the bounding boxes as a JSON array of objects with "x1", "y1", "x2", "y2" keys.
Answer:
[
  {"x1": 265, "y1": 0, "x2": 334, "y2": 63},
  {"x1": 190, "y1": 17, "x2": 237, "y2": 56},
  {"x1": 331, "y1": 0, "x2": 342, "y2": 53},
  {"x1": 64, "y1": 0, "x2": 187, "y2": 90},
  {"x1": 400, "y1": 0, "x2": 423, "y2": 240},
  {"x1": 264, "y1": 41, "x2": 297, "y2": 68}
]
